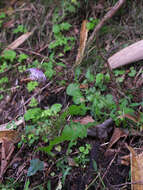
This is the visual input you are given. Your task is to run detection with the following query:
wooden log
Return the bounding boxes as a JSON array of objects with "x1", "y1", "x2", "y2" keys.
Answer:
[{"x1": 108, "y1": 40, "x2": 143, "y2": 69}]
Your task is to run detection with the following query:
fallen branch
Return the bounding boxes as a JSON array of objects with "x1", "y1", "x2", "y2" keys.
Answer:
[
  {"x1": 87, "y1": 118, "x2": 113, "y2": 139},
  {"x1": 87, "y1": 0, "x2": 126, "y2": 48},
  {"x1": 3, "y1": 27, "x2": 37, "y2": 51},
  {"x1": 108, "y1": 40, "x2": 143, "y2": 69}
]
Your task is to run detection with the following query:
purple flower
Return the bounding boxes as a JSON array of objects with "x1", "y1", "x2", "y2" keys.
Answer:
[{"x1": 26, "y1": 68, "x2": 46, "y2": 83}]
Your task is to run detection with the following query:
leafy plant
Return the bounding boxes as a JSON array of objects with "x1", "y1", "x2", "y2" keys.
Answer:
[
  {"x1": 23, "y1": 104, "x2": 62, "y2": 146},
  {"x1": 66, "y1": 83, "x2": 84, "y2": 104},
  {"x1": 27, "y1": 81, "x2": 38, "y2": 92},
  {"x1": 128, "y1": 66, "x2": 136, "y2": 77},
  {"x1": 38, "y1": 122, "x2": 88, "y2": 155},
  {"x1": 2, "y1": 50, "x2": 16, "y2": 62},
  {"x1": 24, "y1": 108, "x2": 42, "y2": 122},
  {"x1": 86, "y1": 18, "x2": 100, "y2": 30},
  {"x1": 0, "y1": 61, "x2": 9, "y2": 73},
  {"x1": 13, "y1": 24, "x2": 27, "y2": 34},
  {"x1": 29, "y1": 97, "x2": 38, "y2": 107},
  {"x1": 68, "y1": 104, "x2": 87, "y2": 116},
  {"x1": 74, "y1": 143, "x2": 91, "y2": 167},
  {"x1": 114, "y1": 69, "x2": 125, "y2": 76},
  {"x1": 18, "y1": 53, "x2": 29, "y2": 62},
  {"x1": 49, "y1": 21, "x2": 75, "y2": 53},
  {"x1": 85, "y1": 68, "x2": 95, "y2": 82},
  {"x1": 0, "y1": 77, "x2": 8, "y2": 84}
]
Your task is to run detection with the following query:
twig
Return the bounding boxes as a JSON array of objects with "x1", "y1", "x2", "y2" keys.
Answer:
[{"x1": 87, "y1": 0, "x2": 126, "y2": 48}]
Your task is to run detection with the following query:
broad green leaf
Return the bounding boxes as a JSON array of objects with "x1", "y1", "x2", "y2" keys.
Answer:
[{"x1": 66, "y1": 83, "x2": 80, "y2": 96}]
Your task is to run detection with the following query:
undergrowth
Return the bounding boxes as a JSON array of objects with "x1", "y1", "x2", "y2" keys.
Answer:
[{"x1": 0, "y1": 0, "x2": 143, "y2": 189}]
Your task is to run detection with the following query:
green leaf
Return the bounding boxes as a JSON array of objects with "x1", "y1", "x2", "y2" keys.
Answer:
[
  {"x1": 38, "y1": 122, "x2": 87, "y2": 154},
  {"x1": 128, "y1": 67, "x2": 136, "y2": 77},
  {"x1": 86, "y1": 22, "x2": 95, "y2": 30},
  {"x1": 3, "y1": 50, "x2": 16, "y2": 62},
  {"x1": 41, "y1": 109, "x2": 52, "y2": 117},
  {"x1": 13, "y1": 25, "x2": 27, "y2": 34},
  {"x1": 27, "y1": 81, "x2": 38, "y2": 92},
  {"x1": 29, "y1": 97, "x2": 38, "y2": 107},
  {"x1": 96, "y1": 73, "x2": 104, "y2": 84},
  {"x1": 51, "y1": 104, "x2": 62, "y2": 114},
  {"x1": 60, "y1": 22, "x2": 71, "y2": 31},
  {"x1": 53, "y1": 24, "x2": 60, "y2": 34},
  {"x1": 68, "y1": 104, "x2": 87, "y2": 116},
  {"x1": 24, "y1": 108, "x2": 42, "y2": 122},
  {"x1": 79, "y1": 146, "x2": 85, "y2": 152},
  {"x1": 74, "y1": 67, "x2": 81, "y2": 80},
  {"x1": 73, "y1": 94, "x2": 84, "y2": 104},
  {"x1": 85, "y1": 68, "x2": 95, "y2": 82},
  {"x1": 18, "y1": 53, "x2": 28, "y2": 62},
  {"x1": 27, "y1": 159, "x2": 44, "y2": 176},
  {"x1": 45, "y1": 68, "x2": 54, "y2": 78},
  {"x1": 66, "y1": 83, "x2": 80, "y2": 96},
  {"x1": 114, "y1": 70, "x2": 125, "y2": 76}
]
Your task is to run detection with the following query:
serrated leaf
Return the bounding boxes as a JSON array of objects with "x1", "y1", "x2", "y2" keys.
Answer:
[{"x1": 27, "y1": 159, "x2": 44, "y2": 176}]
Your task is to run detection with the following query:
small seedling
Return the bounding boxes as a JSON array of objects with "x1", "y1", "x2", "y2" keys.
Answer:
[{"x1": 74, "y1": 144, "x2": 91, "y2": 167}]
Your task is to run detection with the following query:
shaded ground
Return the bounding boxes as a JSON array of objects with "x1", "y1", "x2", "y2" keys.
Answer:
[{"x1": 0, "y1": 0, "x2": 143, "y2": 189}]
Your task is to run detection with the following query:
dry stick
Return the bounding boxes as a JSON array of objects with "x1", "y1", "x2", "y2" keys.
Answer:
[{"x1": 87, "y1": 0, "x2": 126, "y2": 48}]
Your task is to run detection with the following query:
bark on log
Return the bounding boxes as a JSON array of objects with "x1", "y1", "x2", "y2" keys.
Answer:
[{"x1": 108, "y1": 40, "x2": 143, "y2": 69}]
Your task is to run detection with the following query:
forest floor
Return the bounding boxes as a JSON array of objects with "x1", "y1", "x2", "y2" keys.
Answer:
[{"x1": 0, "y1": 0, "x2": 143, "y2": 189}]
